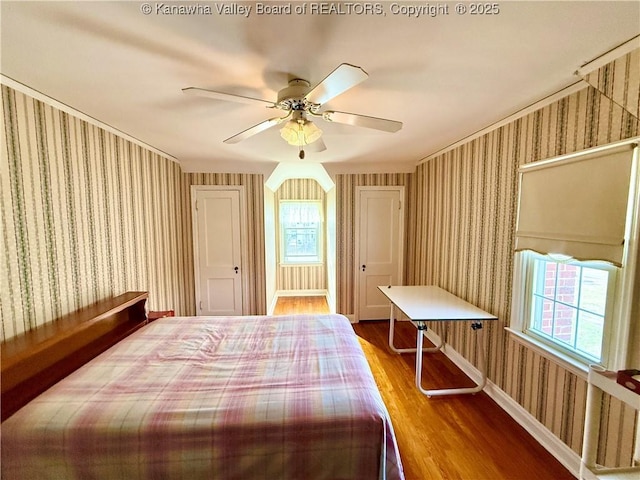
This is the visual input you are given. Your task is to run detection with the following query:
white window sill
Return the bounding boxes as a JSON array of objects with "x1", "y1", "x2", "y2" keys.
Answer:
[{"x1": 504, "y1": 327, "x2": 589, "y2": 380}]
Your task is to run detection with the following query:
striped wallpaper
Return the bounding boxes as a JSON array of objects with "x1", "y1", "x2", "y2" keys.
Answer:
[
  {"x1": 584, "y1": 48, "x2": 640, "y2": 120},
  {"x1": 1, "y1": 85, "x2": 191, "y2": 340},
  {"x1": 1, "y1": 46, "x2": 638, "y2": 469},
  {"x1": 274, "y1": 178, "x2": 326, "y2": 292}
]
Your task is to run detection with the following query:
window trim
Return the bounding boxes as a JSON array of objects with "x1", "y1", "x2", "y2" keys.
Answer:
[{"x1": 509, "y1": 250, "x2": 628, "y2": 373}]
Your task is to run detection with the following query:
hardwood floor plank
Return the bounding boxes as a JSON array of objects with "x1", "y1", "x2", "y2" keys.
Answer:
[
  {"x1": 353, "y1": 320, "x2": 575, "y2": 480},
  {"x1": 273, "y1": 296, "x2": 329, "y2": 315}
]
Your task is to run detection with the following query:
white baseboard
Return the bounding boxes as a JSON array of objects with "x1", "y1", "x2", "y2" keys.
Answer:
[
  {"x1": 275, "y1": 289, "x2": 328, "y2": 297},
  {"x1": 424, "y1": 329, "x2": 581, "y2": 478}
]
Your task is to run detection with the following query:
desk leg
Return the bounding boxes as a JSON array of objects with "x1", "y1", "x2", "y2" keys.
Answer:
[
  {"x1": 418, "y1": 322, "x2": 487, "y2": 397},
  {"x1": 388, "y1": 304, "x2": 444, "y2": 354}
]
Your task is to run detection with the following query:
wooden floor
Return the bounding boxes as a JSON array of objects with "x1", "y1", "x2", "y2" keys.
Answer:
[
  {"x1": 353, "y1": 320, "x2": 576, "y2": 480},
  {"x1": 273, "y1": 295, "x2": 329, "y2": 315}
]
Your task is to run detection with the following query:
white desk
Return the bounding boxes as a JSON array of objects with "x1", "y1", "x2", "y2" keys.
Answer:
[{"x1": 378, "y1": 285, "x2": 497, "y2": 397}]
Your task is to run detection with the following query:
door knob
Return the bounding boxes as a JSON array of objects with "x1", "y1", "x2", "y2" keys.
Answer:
[
  {"x1": 234, "y1": 266, "x2": 239, "y2": 274},
  {"x1": 362, "y1": 265, "x2": 366, "y2": 272}
]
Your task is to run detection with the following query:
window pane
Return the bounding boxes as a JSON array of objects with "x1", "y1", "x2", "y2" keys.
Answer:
[
  {"x1": 579, "y1": 268, "x2": 608, "y2": 316},
  {"x1": 528, "y1": 256, "x2": 610, "y2": 364},
  {"x1": 532, "y1": 296, "x2": 554, "y2": 336},
  {"x1": 285, "y1": 228, "x2": 318, "y2": 257},
  {"x1": 576, "y1": 311, "x2": 604, "y2": 360},
  {"x1": 556, "y1": 264, "x2": 579, "y2": 307},
  {"x1": 552, "y1": 303, "x2": 577, "y2": 347},
  {"x1": 280, "y1": 203, "x2": 321, "y2": 224},
  {"x1": 537, "y1": 259, "x2": 557, "y2": 300}
]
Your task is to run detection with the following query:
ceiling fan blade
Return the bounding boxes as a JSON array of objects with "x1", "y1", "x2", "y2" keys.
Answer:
[
  {"x1": 223, "y1": 116, "x2": 286, "y2": 144},
  {"x1": 323, "y1": 111, "x2": 402, "y2": 133},
  {"x1": 305, "y1": 64, "x2": 368, "y2": 105},
  {"x1": 306, "y1": 137, "x2": 327, "y2": 153},
  {"x1": 182, "y1": 87, "x2": 276, "y2": 108}
]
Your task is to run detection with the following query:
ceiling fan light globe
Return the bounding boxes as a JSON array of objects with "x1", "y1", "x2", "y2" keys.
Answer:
[
  {"x1": 303, "y1": 121, "x2": 322, "y2": 144},
  {"x1": 280, "y1": 119, "x2": 322, "y2": 146},
  {"x1": 279, "y1": 121, "x2": 300, "y2": 144}
]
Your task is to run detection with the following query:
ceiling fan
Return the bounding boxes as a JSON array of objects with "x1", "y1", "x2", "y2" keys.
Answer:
[{"x1": 183, "y1": 63, "x2": 402, "y2": 159}]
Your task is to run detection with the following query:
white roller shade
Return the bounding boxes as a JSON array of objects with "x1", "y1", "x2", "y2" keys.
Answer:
[{"x1": 515, "y1": 143, "x2": 637, "y2": 266}]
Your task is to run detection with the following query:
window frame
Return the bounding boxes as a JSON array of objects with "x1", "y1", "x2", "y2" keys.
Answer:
[
  {"x1": 278, "y1": 200, "x2": 324, "y2": 266},
  {"x1": 509, "y1": 251, "x2": 624, "y2": 375},
  {"x1": 518, "y1": 252, "x2": 619, "y2": 367}
]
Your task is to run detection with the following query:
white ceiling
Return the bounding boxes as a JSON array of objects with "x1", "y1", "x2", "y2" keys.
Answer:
[{"x1": 1, "y1": 1, "x2": 639, "y2": 175}]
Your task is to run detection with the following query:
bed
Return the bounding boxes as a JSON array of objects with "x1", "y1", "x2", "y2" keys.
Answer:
[{"x1": 1, "y1": 293, "x2": 404, "y2": 479}]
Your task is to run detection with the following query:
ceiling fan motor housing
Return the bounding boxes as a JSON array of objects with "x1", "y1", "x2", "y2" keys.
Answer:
[{"x1": 277, "y1": 79, "x2": 318, "y2": 112}]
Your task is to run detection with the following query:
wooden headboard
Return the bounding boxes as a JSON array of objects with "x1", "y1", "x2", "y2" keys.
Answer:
[{"x1": 1, "y1": 291, "x2": 148, "y2": 421}]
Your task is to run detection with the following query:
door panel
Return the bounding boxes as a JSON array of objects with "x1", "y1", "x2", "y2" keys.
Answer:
[
  {"x1": 357, "y1": 189, "x2": 403, "y2": 320},
  {"x1": 194, "y1": 189, "x2": 243, "y2": 316},
  {"x1": 366, "y1": 197, "x2": 395, "y2": 263},
  {"x1": 205, "y1": 278, "x2": 238, "y2": 312},
  {"x1": 364, "y1": 274, "x2": 393, "y2": 313}
]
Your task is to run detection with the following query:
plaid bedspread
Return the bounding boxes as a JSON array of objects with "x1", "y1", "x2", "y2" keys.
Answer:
[{"x1": 1, "y1": 314, "x2": 404, "y2": 480}]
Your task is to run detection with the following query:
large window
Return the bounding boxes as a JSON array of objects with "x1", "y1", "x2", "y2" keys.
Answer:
[
  {"x1": 279, "y1": 201, "x2": 323, "y2": 264},
  {"x1": 522, "y1": 253, "x2": 618, "y2": 365},
  {"x1": 509, "y1": 140, "x2": 638, "y2": 371}
]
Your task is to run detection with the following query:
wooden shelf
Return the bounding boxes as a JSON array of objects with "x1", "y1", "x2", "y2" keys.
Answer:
[
  {"x1": 588, "y1": 370, "x2": 640, "y2": 410},
  {"x1": 1, "y1": 292, "x2": 148, "y2": 421}
]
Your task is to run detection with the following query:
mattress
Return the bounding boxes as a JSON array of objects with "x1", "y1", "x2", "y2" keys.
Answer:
[{"x1": 1, "y1": 314, "x2": 404, "y2": 479}]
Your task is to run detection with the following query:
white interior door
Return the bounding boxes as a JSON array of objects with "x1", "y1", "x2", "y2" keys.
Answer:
[
  {"x1": 356, "y1": 188, "x2": 404, "y2": 320},
  {"x1": 193, "y1": 188, "x2": 243, "y2": 316}
]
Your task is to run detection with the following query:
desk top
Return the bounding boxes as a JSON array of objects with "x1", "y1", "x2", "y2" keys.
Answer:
[{"x1": 378, "y1": 285, "x2": 497, "y2": 322}]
